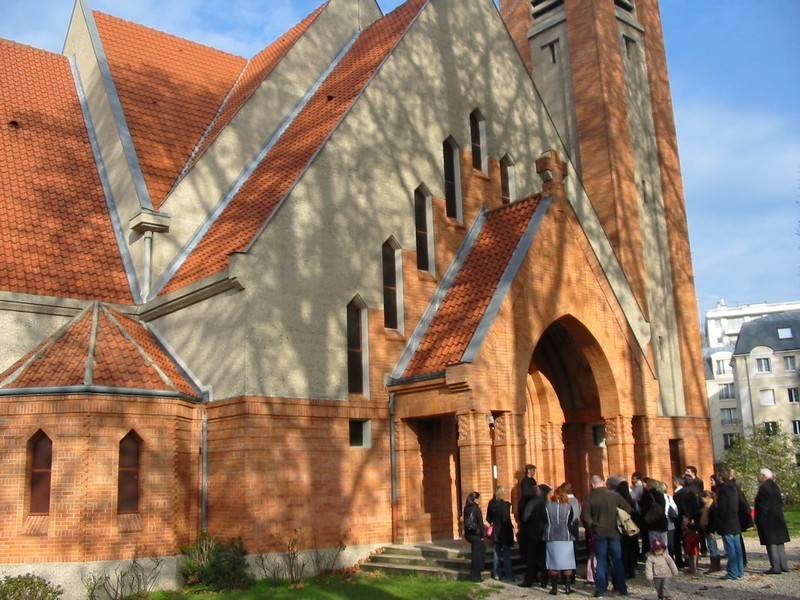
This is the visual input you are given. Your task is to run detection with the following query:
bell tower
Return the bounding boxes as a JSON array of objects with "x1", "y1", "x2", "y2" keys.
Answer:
[{"x1": 500, "y1": 0, "x2": 705, "y2": 416}]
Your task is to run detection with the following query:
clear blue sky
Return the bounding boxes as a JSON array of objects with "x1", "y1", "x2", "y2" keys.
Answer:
[{"x1": 2, "y1": 0, "x2": 799, "y2": 321}]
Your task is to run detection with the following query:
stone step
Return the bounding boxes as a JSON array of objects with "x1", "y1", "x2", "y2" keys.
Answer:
[{"x1": 361, "y1": 539, "x2": 589, "y2": 580}]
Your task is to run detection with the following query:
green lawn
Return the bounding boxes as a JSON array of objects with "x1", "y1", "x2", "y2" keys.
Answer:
[
  {"x1": 149, "y1": 573, "x2": 497, "y2": 600},
  {"x1": 742, "y1": 504, "x2": 800, "y2": 538}
]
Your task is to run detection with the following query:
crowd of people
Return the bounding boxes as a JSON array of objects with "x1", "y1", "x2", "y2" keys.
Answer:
[{"x1": 463, "y1": 464, "x2": 791, "y2": 598}]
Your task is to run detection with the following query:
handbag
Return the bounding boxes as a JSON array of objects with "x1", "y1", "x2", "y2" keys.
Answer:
[
  {"x1": 644, "y1": 499, "x2": 663, "y2": 526},
  {"x1": 616, "y1": 507, "x2": 640, "y2": 536}
]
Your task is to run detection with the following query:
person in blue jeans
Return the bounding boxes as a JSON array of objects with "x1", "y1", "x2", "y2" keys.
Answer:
[
  {"x1": 582, "y1": 475, "x2": 631, "y2": 597},
  {"x1": 715, "y1": 468, "x2": 745, "y2": 580}
]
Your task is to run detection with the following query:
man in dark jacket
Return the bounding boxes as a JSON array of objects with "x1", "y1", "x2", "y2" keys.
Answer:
[
  {"x1": 754, "y1": 468, "x2": 791, "y2": 574},
  {"x1": 673, "y1": 475, "x2": 700, "y2": 567},
  {"x1": 582, "y1": 475, "x2": 631, "y2": 597},
  {"x1": 517, "y1": 464, "x2": 537, "y2": 559},
  {"x1": 716, "y1": 467, "x2": 746, "y2": 579},
  {"x1": 519, "y1": 484, "x2": 548, "y2": 588}
]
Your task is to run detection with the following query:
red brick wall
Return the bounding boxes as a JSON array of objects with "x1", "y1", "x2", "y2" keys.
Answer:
[
  {"x1": 204, "y1": 396, "x2": 392, "y2": 552},
  {"x1": 0, "y1": 395, "x2": 199, "y2": 563}
]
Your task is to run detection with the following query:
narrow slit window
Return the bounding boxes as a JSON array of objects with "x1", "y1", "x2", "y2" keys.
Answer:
[
  {"x1": 414, "y1": 186, "x2": 434, "y2": 273},
  {"x1": 500, "y1": 154, "x2": 516, "y2": 204},
  {"x1": 118, "y1": 431, "x2": 141, "y2": 513},
  {"x1": 30, "y1": 431, "x2": 52, "y2": 515},
  {"x1": 347, "y1": 297, "x2": 366, "y2": 395},
  {"x1": 469, "y1": 109, "x2": 487, "y2": 173},
  {"x1": 542, "y1": 40, "x2": 559, "y2": 64},
  {"x1": 382, "y1": 239, "x2": 403, "y2": 332},
  {"x1": 443, "y1": 136, "x2": 462, "y2": 222}
]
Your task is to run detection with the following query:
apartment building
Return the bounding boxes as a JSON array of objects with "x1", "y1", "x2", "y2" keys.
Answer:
[{"x1": 705, "y1": 301, "x2": 800, "y2": 460}]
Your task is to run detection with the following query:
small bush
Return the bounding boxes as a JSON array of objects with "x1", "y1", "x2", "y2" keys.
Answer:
[
  {"x1": 0, "y1": 573, "x2": 63, "y2": 600},
  {"x1": 182, "y1": 530, "x2": 253, "y2": 591}
]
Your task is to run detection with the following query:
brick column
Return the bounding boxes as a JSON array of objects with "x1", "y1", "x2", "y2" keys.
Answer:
[
  {"x1": 457, "y1": 410, "x2": 494, "y2": 501},
  {"x1": 540, "y1": 421, "x2": 565, "y2": 488},
  {"x1": 605, "y1": 415, "x2": 635, "y2": 476}
]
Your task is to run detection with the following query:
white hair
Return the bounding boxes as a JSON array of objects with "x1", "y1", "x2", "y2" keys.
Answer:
[{"x1": 760, "y1": 468, "x2": 774, "y2": 479}]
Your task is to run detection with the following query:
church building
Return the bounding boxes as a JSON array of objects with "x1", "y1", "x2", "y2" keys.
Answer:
[{"x1": 0, "y1": 0, "x2": 711, "y2": 587}]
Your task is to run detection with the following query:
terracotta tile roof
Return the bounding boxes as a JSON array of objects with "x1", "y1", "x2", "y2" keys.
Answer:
[
  {"x1": 161, "y1": 0, "x2": 427, "y2": 295},
  {"x1": 0, "y1": 302, "x2": 203, "y2": 400},
  {"x1": 93, "y1": 12, "x2": 246, "y2": 209},
  {"x1": 402, "y1": 196, "x2": 544, "y2": 379},
  {"x1": 0, "y1": 40, "x2": 131, "y2": 303},
  {"x1": 184, "y1": 3, "x2": 327, "y2": 173}
]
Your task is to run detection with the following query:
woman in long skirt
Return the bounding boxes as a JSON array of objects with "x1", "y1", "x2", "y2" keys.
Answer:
[{"x1": 544, "y1": 486, "x2": 576, "y2": 595}]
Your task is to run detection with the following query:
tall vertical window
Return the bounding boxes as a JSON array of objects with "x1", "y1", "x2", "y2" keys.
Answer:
[
  {"x1": 500, "y1": 154, "x2": 515, "y2": 204},
  {"x1": 793, "y1": 420, "x2": 800, "y2": 435},
  {"x1": 469, "y1": 109, "x2": 487, "y2": 174},
  {"x1": 723, "y1": 433, "x2": 737, "y2": 450},
  {"x1": 765, "y1": 421, "x2": 779, "y2": 436},
  {"x1": 720, "y1": 408, "x2": 738, "y2": 425},
  {"x1": 118, "y1": 431, "x2": 141, "y2": 513},
  {"x1": 382, "y1": 238, "x2": 403, "y2": 332},
  {"x1": 414, "y1": 186, "x2": 434, "y2": 274},
  {"x1": 30, "y1": 431, "x2": 52, "y2": 515},
  {"x1": 789, "y1": 388, "x2": 800, "y2": 403},
  {"x1": 756, "y1": 357, "x2": 772, "y2": 373},
  {"x1": 443, "y1": 136, "x2": 462, "y2": 222},
  {"x1": 719, "y1": 383, "x2": 735, "y2": 399},
  {"x1": 715, "y1": 359, "x2": 727, "y2": 375},
  {"x1": 785, "y1": 356, "x2": 797, "y2": 371},
  {"x1": 347, "y1": 296, "x2": 369, "y2": 396}
]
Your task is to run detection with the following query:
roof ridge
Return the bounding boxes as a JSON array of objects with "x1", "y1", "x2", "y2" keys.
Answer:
[
  {"x1": 159, "y1": 0, "x2": 429, "y2": 295},
  {"x1": 101, "y1": 305, "x2": 180, "y2": 392},
  {"x1": 175, "y1": 3, "x2": 329, "y2": 185},
  {"x1": 92, "y1": 10, "x2": 245, "y2": 60}
]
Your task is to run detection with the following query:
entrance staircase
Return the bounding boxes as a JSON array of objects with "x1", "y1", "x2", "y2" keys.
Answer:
[{"x1": 361, "y1": 538, "x2": 588, "y2": 581}]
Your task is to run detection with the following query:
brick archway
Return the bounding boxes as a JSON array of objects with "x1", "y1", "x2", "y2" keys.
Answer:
[{"x1": 525, "y1": 315, "x2": 619, "y2": 500}]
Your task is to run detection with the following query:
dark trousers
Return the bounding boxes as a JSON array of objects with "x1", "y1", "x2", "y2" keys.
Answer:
[
  {"x1": 465, "y1": 533, "x2": 485, "y2": 580},
  {"x1": 621, "y1": 533, "x2": 639, "y2": 577},
  {"x1": 672, "y1": 527, "x2": 685, "y2": 566},
  {"x1": 766, "y1": 543, "x2": 789, "y2": 572},
  {"x1": 523, "y1": 539, "x2": 547, "y2": 586}
]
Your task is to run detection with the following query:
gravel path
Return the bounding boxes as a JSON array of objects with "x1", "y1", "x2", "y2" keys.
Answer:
[{"x1": 481, "y1": 536, "x2": 800, "y2": 599}]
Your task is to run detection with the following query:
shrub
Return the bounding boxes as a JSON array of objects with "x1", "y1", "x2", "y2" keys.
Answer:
[
  {"x1": 0, "y1": 573, "x2": 63, "y2": 600},
  {"x1": 182, "y1": 530, "x2": 253, "y2": 591}
]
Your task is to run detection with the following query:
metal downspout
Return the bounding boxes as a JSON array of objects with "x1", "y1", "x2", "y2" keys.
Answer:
[
  {"x1": 143, "y1": 231, "x2": 153, "y2": 299},
  {"x1": 389, "y1": 392, "x2": 398, "y2": 543},
  {"x1": 201, "y1": 410, "x2": 208, "y2": 530}
]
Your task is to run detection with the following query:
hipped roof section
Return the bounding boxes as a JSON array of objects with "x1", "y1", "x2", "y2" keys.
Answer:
[
  {"x1": 395, "y1": 195, "x2": 549, "y2": 381},
  {"x1": 0, "y1": 40, "x2": 131, "y2": 303},
  {"x1": 161, "y1": 0, "x2": 428, "y2": 295},
  {"x1": 0, "y1": 302, "x2": 204, "y2": 401}
]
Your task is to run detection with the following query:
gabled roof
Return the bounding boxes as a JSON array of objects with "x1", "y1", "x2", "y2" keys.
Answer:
[
  {"x1": 93, "y1": 12, "x2": 246, "y2": 209},
  {"x1": 732, "y1": 311, "x2": 800, "y2": 356},
  {"x1": 0, "y1": 39, "x2": 131, "y2": 303},
  {"x1": 394, "y1": 195, "x2": 550, "y2": 380},
  {"x1": 183, "y1": 3, "x2": 328, "y2": 175},
  {"x1": 160, "y1": 0, "x2": 428, "y2": 295},
  {"x1": 0, "y1": 302, "x2": 203, "y2": 400}
]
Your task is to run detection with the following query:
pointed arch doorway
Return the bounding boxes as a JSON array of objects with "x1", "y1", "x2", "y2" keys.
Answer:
[{"x1": 525, "y1": 316, "x2": 619, "y2": 501}]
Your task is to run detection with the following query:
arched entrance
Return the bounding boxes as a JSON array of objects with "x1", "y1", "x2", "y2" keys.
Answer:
[{"x1": 525, "y1": 316, "x2": 619, "y2": 500}]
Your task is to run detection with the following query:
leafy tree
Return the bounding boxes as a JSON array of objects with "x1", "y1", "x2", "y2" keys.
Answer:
[{"x1": 721, "y1": 422, "x2": 800, "y2": 504}]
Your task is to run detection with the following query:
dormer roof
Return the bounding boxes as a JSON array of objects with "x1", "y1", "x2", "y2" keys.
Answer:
[{"x1": 0, "y1": 302, "x2": 204, "y2": 400}]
